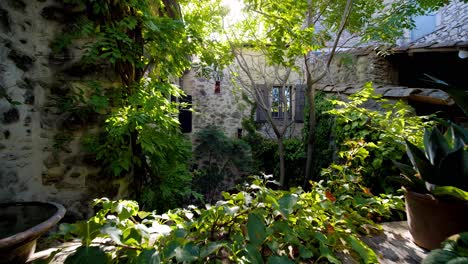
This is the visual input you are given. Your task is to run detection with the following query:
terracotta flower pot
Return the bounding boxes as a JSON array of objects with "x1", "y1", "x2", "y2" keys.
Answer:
[
  {"x1": 404, "y1": 188, "x2": 468, "y2": 250},
  {"x1": 0, "y1": 202, "x2": 66, "y2": 264}
]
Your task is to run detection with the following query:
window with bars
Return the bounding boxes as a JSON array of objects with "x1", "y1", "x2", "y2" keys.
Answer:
[
  {"x1": 271, "y1": 86, "x2": 292, "y2": 119},
  {"x1": 255, "y1": 84, "x2": 305, "y2": 123}
]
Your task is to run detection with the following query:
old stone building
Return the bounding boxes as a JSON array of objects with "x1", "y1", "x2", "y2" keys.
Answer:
[
  {"x1": 319, "y1": 0, "x2": 467, "y2": 119},
  {"x1": 0, "y1": 0, "x2": 466, "y2": 218},
  {"x1": 182, "y1": 1, "x2": 467, "y2": 139}
]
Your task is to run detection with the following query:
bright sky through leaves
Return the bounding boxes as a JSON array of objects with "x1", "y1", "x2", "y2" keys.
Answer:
[{"x1": 222, "y1": 0, "x2": 244, "y2": 26}]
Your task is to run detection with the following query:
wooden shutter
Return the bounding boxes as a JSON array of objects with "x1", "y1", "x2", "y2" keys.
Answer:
[
  {"x1": 255, "y1": 84, "x2": 269, "y2": 123},
  {"x1": 294, "y1": 84, "x2": 306, "y2": 123},
  {"x1": 179, "y1": 94, "x2": 192, "y2": 133}
]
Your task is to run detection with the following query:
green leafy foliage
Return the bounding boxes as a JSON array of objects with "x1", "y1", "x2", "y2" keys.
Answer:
[
  {"x1": 65, "y1": 247, "x2": 109, "y2": 264},
  {"x1": 192, "y1": 126, "x2": 252, "y2": 203},
  {"x1": 51, "y1": 0, "x2": 231, "y2": 208},
  {"x1": 423, "y1": 233, "x2": 468, "y2": 264},
  {"x1": 242, "y1": 128, "x2": 306, "y2": 188},
  {"x1": 328, "y1": 83, "x2": 432, "y2": 194},
  {"x1": 303, "y1": 91, "x2": 336, "y2": 182},
  {"x1": 57, "y1": 175, "x2": 403, "y2": 263},
  {"x1": 395, "y1": 124, "x2": 468, "y2": 200}
]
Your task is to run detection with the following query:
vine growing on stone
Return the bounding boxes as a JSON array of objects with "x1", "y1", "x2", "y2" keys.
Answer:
[{"x1": 50, "y1": 0, "x2": 230, "y2": 207}]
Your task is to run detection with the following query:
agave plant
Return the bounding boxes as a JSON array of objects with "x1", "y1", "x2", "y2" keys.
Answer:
[
  {"x1": 394, "y1": 124, "x2": 468, "y2": 200},
  {"x1": 423, "y1": 232, "x2": 468, "y2": 264}
]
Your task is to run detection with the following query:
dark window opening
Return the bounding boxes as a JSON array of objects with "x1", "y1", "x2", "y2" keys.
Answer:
[
  {"x1": 389, "y1": 51, "x2": 468, "y2": 88},
  {"x1": 271, "y1": 86, "x2": 292, "y2": 119},
  {"x1": 388, "y1": 50, "x2": 468, "y2": 124},
  {"x1": 172, "y1": 94, "x2": 192, "y2": 133}
]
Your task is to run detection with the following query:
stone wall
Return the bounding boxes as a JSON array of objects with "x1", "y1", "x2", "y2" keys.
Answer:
[
  {"x1": 401, "y1": 0, "x2": 468, "y2": 45},
  {"x1": 182, "y1": 70, "x2": 250, "y2": 139},
  {"x1": 183, "y1": 57, "x2": 306, "y2": 140},
  {"x1": 322, "y1": 51, "x2": 397, "y2": 87},
  {"x1": 0, "y1": 0, "x2": 119, "y2": 219}
]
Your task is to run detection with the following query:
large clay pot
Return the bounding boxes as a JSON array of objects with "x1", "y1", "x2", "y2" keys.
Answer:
[
  {"x1": 404, "y1": 188, "x2": 468, "y2": 250},
  {"x1": 0, "y1": 202, "x2": 66, "y2": 264}
]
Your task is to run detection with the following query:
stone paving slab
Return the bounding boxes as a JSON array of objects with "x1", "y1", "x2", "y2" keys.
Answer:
[{"x1": 362, "y1": 221, "x2": 428, "y2": 264}]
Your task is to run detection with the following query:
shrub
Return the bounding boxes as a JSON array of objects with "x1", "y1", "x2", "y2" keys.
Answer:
[
  {"x1": 303, "y1": 90, "x2": 336, "y2": 181},
  {"x1": 192, "y1": 126, "x2": 252, "y2": 203},
  {"x1": 327, "y1": 83, "x2": 432, "y2": 194},
  {"x1": 56, "y1": 175, "x2": 404, "y2": 263}
]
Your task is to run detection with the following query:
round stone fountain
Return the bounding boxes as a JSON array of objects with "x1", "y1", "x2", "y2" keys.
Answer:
[{"x1": 0, "y1": 202, "x2": 66, "y2": 264}]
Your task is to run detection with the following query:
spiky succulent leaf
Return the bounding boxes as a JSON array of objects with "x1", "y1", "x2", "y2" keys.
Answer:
[
  {"x1": 405, "y1": 139, "x2": 436, "y2": 183},
  {"x1": 425, "y1": 128, "x2": 450, "y2": 165},
  {"x1": 432, "y1": 186, "x2": 468, "y2": 201},
  {"x1": 437, "y1": 146, "x2": 468, "y2": 191},
  {"x1": 393, "y1": 160, "x2": 417, "y2": 177}
]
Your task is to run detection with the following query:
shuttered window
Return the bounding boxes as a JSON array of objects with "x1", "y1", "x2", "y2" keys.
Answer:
[
  {"x1": 271, "y1": 86, "x2": 292, "y2": 119},
  {"x1": 294, "y1": 84, "x2": 306, "y2": 123},
  {"x1": 255, "y1": 84, "x2": 269, "y2": 122},
  {"x1": 255, "y1": 84, "x2": 306, "y2": 123}
]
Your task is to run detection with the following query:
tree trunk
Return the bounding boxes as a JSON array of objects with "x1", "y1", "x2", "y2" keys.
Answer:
[
  {"x1": 303, "y1": 75, "x2": 316, "y2": 189},
  {"x1": 278, "y1": 137, "x2": 286, "y2": 187}
]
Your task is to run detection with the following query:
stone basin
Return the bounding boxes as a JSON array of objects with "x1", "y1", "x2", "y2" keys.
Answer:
[{"x1": 0, "y1": 202, "x2": 66, "y2": 264}]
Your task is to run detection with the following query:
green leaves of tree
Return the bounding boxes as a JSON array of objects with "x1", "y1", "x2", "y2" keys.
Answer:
[
  {"x1": 247, "y1": 213, "x2": 267, "y2": 246},
  {"x1": 64, "y1": 247, "x2": 108, "y2": 264}
]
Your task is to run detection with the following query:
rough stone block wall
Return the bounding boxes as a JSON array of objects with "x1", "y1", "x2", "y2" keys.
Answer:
[
  {"x1": 403, "y1": 0, "x2": 468, "y2": 44},
  {"x1": 182, "y1": 67, "x2": 305, "y2": 140},
  {"x1": 324, "y1": 51, "x2": 397, "y2": 87},
  {"x1": 0, "y1": 0, "x2": 119, "y2": 219},
  {"x1": 182, "y1": 71, "x2": 251, "y2": 139}
]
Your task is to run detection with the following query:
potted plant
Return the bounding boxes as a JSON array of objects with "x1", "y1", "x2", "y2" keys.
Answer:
[
  {"x1": 394, "y1": 124, "x2": 468, "y2": 250},
  {"x1": 423, "y1": 232, "x2": 468, "y2": 264}
]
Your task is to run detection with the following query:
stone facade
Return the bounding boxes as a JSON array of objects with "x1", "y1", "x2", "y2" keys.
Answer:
[
  {"x1": 182, "y1": 52, "x2": 306, "y2": 140},
  {"x1": 182, "y1": 70, "x2": 250, "y2": 139},
  {"x1": 322, "y1": 0, "x2": 467, "y2": 90},
  {"x1": 323, "y1": 51, "x2": 398, "y2": 87},
  {"x1": 400, "y1": 0, "x2": 468, "y2": 45},
  {"x1": 0, "y1": 0, "x2": 119, "y2": 219},
  {"x1": 0, "y1": 0, "x2": 465, "y2": 220}
]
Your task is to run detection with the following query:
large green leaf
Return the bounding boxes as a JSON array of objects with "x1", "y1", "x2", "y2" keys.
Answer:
[
  {"x1": 245, "y1": 243, "x2": 263, "y2": 264},
  {"x1": 447, "y1": 257, "x2": 468, "y2": 264},
  {"x1": 451, "y1": 123, "x2": 468, "y2": 144},
  {"x1": 405, "y1": 139, "x2": 435, "y2": 183},
  {"x1": 437, "y1": 146, "x2": 468, "y2": 191},
  {"x1": 200, "y1": 242, "x2": 224, "y2": 258},
  {"x1": 136, "y1": 249, "x2": 160, "y2": 264},
  {"x1": 174, "y1": 243, "x2": 200, "y2": 262},
  {"x1": 424, "y1": 128, "x2": 450, "y2": 165},
  {"x1": 298, "y1": 246, "x2": 314, "y2": 259},
  {"x1": 423, "y1": 249, "x2": 459, "y2": 264},
  {"x1": 433, "y1": 186, "x2": 468, "y2": 201},
  {"x1": 278, "y1": 194, "x2": 299, "y2": 217},
  {"x1": 393, "y1": 160, "x2": 417, "y2": 177},
  {"x1": 346, "y1": 235, "x2": 378, "y2": 264},
  {"x1": 268, "y1": 255, "x2": 295, "y2": 264},
  {"x1": 64, "y1": 246, "x2": 109, "y2": 264},
  {"x1": 162, "y1": 240, "x2": 181, "y2": 259},
  {"x1": 101, "y1": 225, "x2": 122, "y2": 245},
  {"x1": 247, "y1": 213, "x2": 267, "y2": 246}
]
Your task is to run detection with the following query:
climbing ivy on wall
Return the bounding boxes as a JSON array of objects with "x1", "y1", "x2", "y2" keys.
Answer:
[
  {"x1": 52, "y1": 0, "x2": 230, "y2": 208},
  {"x1": 302, "y1": 91, "x2": 336, "y2": 185}
]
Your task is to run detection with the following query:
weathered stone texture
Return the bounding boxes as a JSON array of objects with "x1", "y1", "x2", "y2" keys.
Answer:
[
  {"x1": 182, "y1": 71, "x2": 251, "y2": 138},
  {"x1": 0, "y1": 0, "x2": 118, "y2": 219},
  {"x1": 402, "y1": 0, "x2": 468, "y2": 44},
  {"x1": 324, "y1": 51, "x2": 397, "y2": 87}
]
